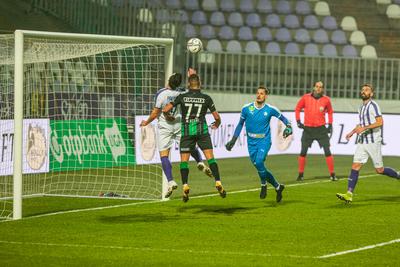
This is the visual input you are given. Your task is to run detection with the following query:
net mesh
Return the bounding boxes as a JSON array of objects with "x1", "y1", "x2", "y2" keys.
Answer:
[{"x1": 0, "y1": 34, "x2": 167, "y2": 219}]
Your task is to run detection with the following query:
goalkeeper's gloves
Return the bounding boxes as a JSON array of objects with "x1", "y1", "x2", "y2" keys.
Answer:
[
  {"x1": 327, "y1": 124, "x2": 333, "y2": 136},
  {"x1": 297, "y1": 120, "x2": 304, "y2": 129},
  {"x1": 225, "y1": 136, "x2": 238, "y2": 151},
  {"x1": 283, "y1": 125, "x2": 293, "y2": 138}
]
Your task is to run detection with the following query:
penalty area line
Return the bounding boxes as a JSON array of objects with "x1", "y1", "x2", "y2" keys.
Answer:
[
  {"x1": 0, "y1": 174, "x2": 376, "y2": 223},
  {"x1": 317, "y1": 238, "x2": 400, "y2": 258},
  {"x1": 0, "y1": 240, "x2": 311, "y2": 259}
]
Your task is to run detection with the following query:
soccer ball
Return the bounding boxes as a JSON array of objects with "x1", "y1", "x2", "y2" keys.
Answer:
[{"x1": 187, "y1": 38, "x2": 203, "y2": 53}]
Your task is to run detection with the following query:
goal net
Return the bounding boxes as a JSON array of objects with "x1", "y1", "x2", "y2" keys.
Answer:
[{"x1": 0, "y1": 30, "x2": 173, "y2": 220}]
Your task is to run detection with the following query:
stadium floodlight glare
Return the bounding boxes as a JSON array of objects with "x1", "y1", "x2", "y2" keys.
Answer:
[{"x1": 0, "y1": 30, "x2": 173, "y2": 220}]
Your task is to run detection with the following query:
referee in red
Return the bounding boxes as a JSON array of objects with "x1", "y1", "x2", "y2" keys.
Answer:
[{"x1": 295, "y1": 81, "x2": 337, "y2": 181}]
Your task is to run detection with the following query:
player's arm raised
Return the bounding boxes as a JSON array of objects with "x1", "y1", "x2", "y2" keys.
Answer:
[{"x1": 140, "y1": 107, "x2": 161, "y2": 127}]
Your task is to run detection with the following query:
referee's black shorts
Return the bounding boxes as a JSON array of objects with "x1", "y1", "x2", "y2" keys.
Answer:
[{"x1": 301, "y1": 126, "x2": 330, "y2": 148}]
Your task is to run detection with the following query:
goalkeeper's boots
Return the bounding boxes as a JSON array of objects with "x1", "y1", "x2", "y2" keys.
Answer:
[
  {"x1": 336, "y1": 192, "x2": 353, "y2": 203},
  {"x1": 260, "y1": 185, "x2": 267, "y2": 199},
  {"x1": 182, "y1": 184, "x2": 190, "y2": 203},
  {"x1": 197, "y1": 162, "x2": 213, "y2": 178},
  {"x1": 330, "y1": 173, "x2": 338, "y2": 181},
  {"x1": 215, "y1": 181, "x2": 227, "y2": 198},
  {"x1": 275, "y1": 184, "x2": 285, "y2": 203},
  {"x1": 165, "y1": 180, "x2": 178, "y2": 198}
]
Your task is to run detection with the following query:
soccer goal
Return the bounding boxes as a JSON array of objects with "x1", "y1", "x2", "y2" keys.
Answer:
[{"x1": 0, "y1": 30, "x2": 173, "y2": 220}]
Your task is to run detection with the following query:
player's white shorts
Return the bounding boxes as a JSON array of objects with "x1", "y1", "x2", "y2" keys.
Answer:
[
  {"x1": 353, "y1": 141, "x2": 383, "y2": 168},
  {"x1": 157, "y1": 123, "x2": 181, "y2": 151}
]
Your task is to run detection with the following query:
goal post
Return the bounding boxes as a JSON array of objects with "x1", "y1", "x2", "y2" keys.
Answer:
[{"x1": 1, "y1": 30, "x2": 174, "y2": 220}]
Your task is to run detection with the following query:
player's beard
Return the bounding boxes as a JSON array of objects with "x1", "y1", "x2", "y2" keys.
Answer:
[{"x1": 360, "y1": 93, "x2": 370, "y2": 100}]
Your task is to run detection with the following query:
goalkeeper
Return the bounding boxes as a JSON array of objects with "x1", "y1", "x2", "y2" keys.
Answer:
[{"x1": 225, "y1": 86, "x2": 292, "y2": 202}]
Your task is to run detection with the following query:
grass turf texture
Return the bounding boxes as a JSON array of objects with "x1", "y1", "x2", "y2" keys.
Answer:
[{"x1": 0, "y1": 155, "x2": 399, "y2": 266}]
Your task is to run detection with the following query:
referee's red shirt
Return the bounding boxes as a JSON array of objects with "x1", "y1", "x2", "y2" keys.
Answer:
[{"x1": 295, "y1": 93, "x2": 333, "y2": 127}]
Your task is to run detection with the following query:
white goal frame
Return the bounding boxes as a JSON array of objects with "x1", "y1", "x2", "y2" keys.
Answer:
[{"x1": 12, "y1": 30, "x2": 174, "y2": 220}]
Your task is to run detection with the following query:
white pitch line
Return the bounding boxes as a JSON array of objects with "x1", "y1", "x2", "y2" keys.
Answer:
[
  {"x1": 317, "y1": 238, "x2": 400, "y2": 258},
  {"x1": 0, "y1": 240, "x2": 311, "y2": 259},
  {"x1": 0, "y1": 174, "x2": 377, "y2": 223}
]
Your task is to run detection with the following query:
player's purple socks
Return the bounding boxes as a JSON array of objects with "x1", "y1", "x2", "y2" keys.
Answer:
[
  {"x1": 190, "y1": 148, "x2": 202, "y2": 163},
  {"x1": 161, "y1": 156, "x2": 173, "y2": 182},
  {"x1": 382, "y1": 167, "x2": 399, "y2": 178},
  {"x1": 347, "y1": 169, "x2": 359, "y2": 192}
]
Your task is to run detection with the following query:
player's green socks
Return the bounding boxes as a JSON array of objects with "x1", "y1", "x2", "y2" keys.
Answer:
[
  {"x1": 180, "y1": 162, "x2": 189, "y2": 185},
  {"x1": 207, "y1": 158, "x2": 220, "y2": 181}
]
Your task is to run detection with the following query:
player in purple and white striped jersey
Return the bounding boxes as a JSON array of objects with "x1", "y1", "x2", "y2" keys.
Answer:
[
  {"x1": 336, "y1": 84, "x2": 400, "y2": 203},
  {"x1": 140, "y1": 72, "x2": 212, "y2": 198}
]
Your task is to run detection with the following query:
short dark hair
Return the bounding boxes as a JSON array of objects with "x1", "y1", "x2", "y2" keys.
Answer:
[
  {"x1": 188, "y1": 73, "x2": 200, "y2": 83},
  {"x1": 168, "y1": 73, "x2": 182, "y2": 89},
  {"x1": 257, "y1": 86, "x2": 269, "y2": 95},
  {"x1": 361, "y1": 83, "x2": 374, "y2": 92}
]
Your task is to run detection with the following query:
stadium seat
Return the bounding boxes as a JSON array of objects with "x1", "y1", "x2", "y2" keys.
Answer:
[
  {"x1": 257, "y1": 0, "x2": 273, "y2": 13},
  {"x1": 285, "y1": 42, "x2": 300, "y2": 55},
  {"x1": 156, "y1": 10, "x2": 170, "y2": 23},
  {"x1": 166, "y1": 0, "x2": 181, "y2": 9},
  {"x1": 266, "y1": 42, "x2": 281, "y2": 54},
  {"x1": 303, "y1": 15, "x2": 320, "y2": 29},
  {"x1": 210, "y1": 11, "x2": 226, "y2": 26},
  {"x1": 245, "y1": 41, "x2": 261, "y2": 53},
  {"x1": 220, "y1": 0, "x2": 236, "y2": 12},
  {"x1": 218, "y1": 25, "x2": 235, "y2": 40},
  {"x1": 284, "y1": 15, "x2": 300, "y2": 29},
  {"x1": 350, "y1": 30, "x2": 367, "y2": 46},
  {"x1": 112, "y1": 0, "x2": 124, "y2": 7},
  {"x1": 239, "y1": 0, "x2": 255, "y2": 13},
  {"x1": 185, "y1": 24, "x2": 197, "y2": 38},
  {"x1": 322, "y1": 16, "x2": 338, "y2": 30},
  {"x1": 148, "y1": 0, "x2": 162, "y2": 7},
  {"x1": 202, "y1": 0, "x2": 218, "y2": 11},
  {"x1": 246, "y1": 13, "x2": 262, "y2": 27},
  {"x1": 322, "y1": 44, "x2": 338, "y2": 57},
  {"x1": 276, "y1": 28, "x2": 292, "y2": 42},
  {"x1": 200, "y1": 25, "x2": 216, "y2": 39},
  {"x1": 303, "y1": 43, "x2": 319, "y2": 56},
  {"x1": 376, "y1": 0, "x2": 392, "y2": 14},
  {"x1": 226, "y1": 40, "x2": 243, "y2": 53},
  {"x1": 314, "y1": 1, "x2": 331, "y2": 16},
  {"x1": 206, "y1": 39, "x2": 223, "y2": 52},
  {"x1": 161, "y1": 22, "x2": 176, "y2": 37},
  {"x1": 228, "y1": 12, "x2": 244, "y2": 27},
  {"x1": 276, "y1": 0, "x2": 292, "y2": 14},
  {"x1": 331, "y1": 30, "x2": 347, "y2": 45},
  {"x1": 129, "y1": 0, "x2": 144, "y2": 7},
  {"x1": 386, "y1": 4, "x2": 400, "y2": 18},
  {"x1": 184, "y1": 0, "x2": 199, "y2": 10},
  {"x1": 295, "y1": 1, "x2": 311, "y2": 15},
  {"x1": 341, "y1": 16, "x2": 358, "y2": 31},
  {"x1": 256, "y1": 27, "x2": 273, "y2": 42},
  {"x1": 191, "y1": 10, "x2": 207, "y2": 25},
  {"x1": 238, "y1": 26, "x2": 253, "y2": 41},
  {"x1": 295, "y1": 28, "x2": 311, "y2": 43},
  {"x1": 393, "y1": 0, "x2": 400, "y2": 4},
  {"x1": 266, "y1": 14, "x2": 282, "y2": 28},
  {"x1": 313, "y1": 29, "x2": 329, "y2": 44},
  {"x1": 177, "y1": 10, "x2": 188, "y2": 22},
  {"x1": 137, "y1": 8, "x2": 153, "y2": 23},
  {"x1": 360, "y1": 45, "x2": 378, "y2": 59},
  {"x1": 342, "y1": 44, "x2": 358, "y2": 57}
]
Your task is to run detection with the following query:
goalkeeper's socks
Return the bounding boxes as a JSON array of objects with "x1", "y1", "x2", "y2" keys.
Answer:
[
  {"x1": 180, "y1": 162, "x2": 189, "y2": 185},
  {"x1": 265, "y1": 169, "x2": 279, "y2": 188},
  {"x1": 190, "y1": 148, "x2": 203, "y2": 163},
  {"x1": 208, "y1": 158, "x2": 220, "y2": 181},
  {"x1": 325, "y1": 155, "x2": 335, "y2": 174},
  {"x1": 161, "y1": 156, "x2": 173, "y2": 182},
  {"x1": 382, "y1": 167, "x2": 399, "y2": 179}
]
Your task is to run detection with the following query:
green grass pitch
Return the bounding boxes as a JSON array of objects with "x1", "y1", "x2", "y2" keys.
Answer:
[{"x1": 0, "y1": 155, "x2": 399, "y2": 266}]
